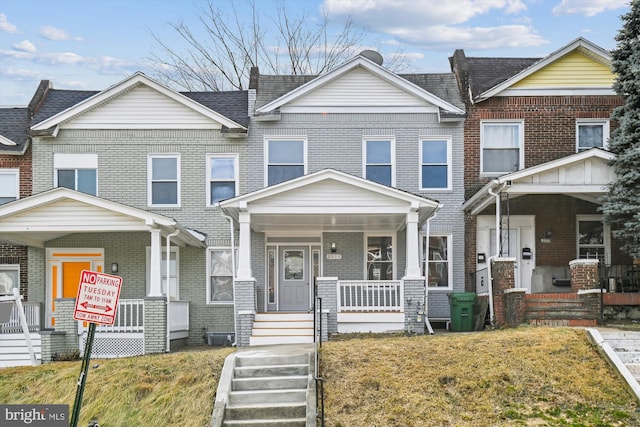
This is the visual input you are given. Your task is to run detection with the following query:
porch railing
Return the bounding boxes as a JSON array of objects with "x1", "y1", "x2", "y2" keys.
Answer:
[
  {"x1": 338, "y1": 280, "x2": 403, "y2": 312},
  {"x1": 169, "y1": 301, "x2": 189, "y2": 332},
  {"x1": 599, "y1": 264, "x2": 640, "y2": 293},
  {"x1": 0, "y1": 302, "x2": 41, "y2": 333},
  {"x1": 81, "y1": 299, "x2": 144, "y2": 333}
]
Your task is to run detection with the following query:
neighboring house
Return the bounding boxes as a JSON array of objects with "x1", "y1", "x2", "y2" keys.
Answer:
[{"x1": 450, "y1": 38, "x2": 631, "y2": 326}]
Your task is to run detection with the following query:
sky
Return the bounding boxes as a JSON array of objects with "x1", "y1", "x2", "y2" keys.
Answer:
[{"x1": 0, "y1": 0, "x2": 631, "y2": 106}]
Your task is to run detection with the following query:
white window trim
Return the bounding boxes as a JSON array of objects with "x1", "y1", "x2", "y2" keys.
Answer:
[
  {"x1": 419, "y1": 137, "x2": 452, "y2": 191},
  {"x1": 264, "y1": 138, "x2": 308, "y2": 187},
  {"x1": 0, "y1": 169, "x2": 20, "y2": 203},
  {"x1": 421, "y1": 233, "x2": 453, "y2": 290},
  {"x1": 576, "y1": 119, "x2": 610, "y2": 152},
  {"x1": 0, "y1": 264, "x2": 20, "y2": 295},
  {"x1": 576, "y1": 214, "x2": 610, "y2": 264},
  {"x1": 145, "y1": 246, "x2": 179, "y2": 300},
  {"x1": 147, "y1": 154, "x2": 181, "y2": 207},
  {"x1": 207, "y1": 247, "x2": 236, "y2": 305},
  {"x1": 364, "y1": 233, "x2": 396, "y2": 280},
  {"x1": 480, "y1": 120, "x2": 525, "y2": 176},
  {"x1": 53, "y1": 153, "x2": 98, "y2": 195},
  {"x1": 363, "y1": 138, "x2": 396, "y2": 187},
  {"x1": 207, "y1": 153, "x2": 239, "y2": 206}
]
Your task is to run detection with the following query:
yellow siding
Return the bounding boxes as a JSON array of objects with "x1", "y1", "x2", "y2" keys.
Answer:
[{"x1": 512, "y1": 51, "x2": 614, "y2": 88}]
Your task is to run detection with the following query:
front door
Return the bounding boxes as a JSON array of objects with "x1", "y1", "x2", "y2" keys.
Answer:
[{"x1": 279, "y1": 247, "x2": 309, "y2": 311}]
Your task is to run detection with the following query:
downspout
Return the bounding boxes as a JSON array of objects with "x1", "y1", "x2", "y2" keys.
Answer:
[
  {"x1": 165, "y1": 229, "x2": 180, "y2": 353},
  {"x1": 486, "y1": 182, "x2": 507, "y2": 326},
  {"x1": 221, "y1": 213, "x2": 237, "y2": 347},
  {"x1": 423, "y1": 204, "x2": 442, "y2": 335}
]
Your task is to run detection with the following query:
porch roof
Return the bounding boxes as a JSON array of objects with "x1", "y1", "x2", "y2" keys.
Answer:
[
  {"x1": 219, "y1": 169, "x2": 441, "y2": 232},
  {"x1": 463, "y1": 149, "x2": 616, "y2": 215},
  {"x1": 0, "y1": 187, "x2": 207, "y2": 248}
]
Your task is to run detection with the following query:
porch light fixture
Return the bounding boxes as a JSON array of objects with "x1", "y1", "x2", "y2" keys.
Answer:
[
  {"x1": 331, "y1": 242, "x2": 337, "y2": 253},
  {"x1": 111, "y1": 263, "x2": 119, "y2": 274}
]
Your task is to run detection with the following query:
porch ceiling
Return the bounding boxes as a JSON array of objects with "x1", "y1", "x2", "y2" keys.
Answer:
[{"x1": 247, "y1": 212, "x2": 409, "y2": 233}]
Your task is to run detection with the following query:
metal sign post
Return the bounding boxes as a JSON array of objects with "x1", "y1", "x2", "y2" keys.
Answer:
[{"x1": 70, "y1": 270, "x2": 122, "y2": 427}]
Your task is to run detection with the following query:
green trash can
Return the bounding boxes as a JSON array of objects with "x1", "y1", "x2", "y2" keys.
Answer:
[{"x1": 448, "y1": 292, "x2": 476, "y2": 332}]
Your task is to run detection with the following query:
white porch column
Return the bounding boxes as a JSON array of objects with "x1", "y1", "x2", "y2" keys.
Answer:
[
  {"x1": 405, "y1": 206, "x2": 422, "y2": 278},
  {"x1": 236, "y1": 206, "x2": 253, "y2": 279},
  {"x1": 148, "y1": 228, "x2": 163, "y2": 296}
]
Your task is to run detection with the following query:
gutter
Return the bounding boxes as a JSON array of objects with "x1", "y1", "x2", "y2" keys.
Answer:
[
  {"x1": 423, "y1": 204, "x2": 442, "y2": 335},
  {"x1": 485, "y1": 183, "x2": 507, "y2": 326},
  {"x1": 166, "y1": 229, "x2": 180, "y2": 353},
  {"x1": 221, "y1": 212, "x2": 238, "y2": 347}
]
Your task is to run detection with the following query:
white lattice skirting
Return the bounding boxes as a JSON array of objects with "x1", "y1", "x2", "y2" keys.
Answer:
[{"x1": 80, "y1": 333, "x2": 144, "y2": 358}]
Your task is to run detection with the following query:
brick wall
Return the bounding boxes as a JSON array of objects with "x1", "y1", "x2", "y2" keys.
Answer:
[
  {"x1": 491, "y1": 258, "x2": 516, "y2": 328},
  {"x1": 144, "y1": 297, "x2": 167, "y2": 354}
]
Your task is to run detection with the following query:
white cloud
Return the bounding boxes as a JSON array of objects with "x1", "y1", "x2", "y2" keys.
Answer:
[
  {"x1": 0, "y1": 67, "x2": 44, "y2": 80},
  {"x1": 0, "y1": 14, "x2": 18, "y2": 33},
  {"x1": 552, "y1": 0, "x2": 629, "y2": 17},
  {"x1": 13, "y1": 40, "x2": 36, "y2": 53},
  {"x1": 39, "y1": 26, "x2": 83, "y2": 41}
]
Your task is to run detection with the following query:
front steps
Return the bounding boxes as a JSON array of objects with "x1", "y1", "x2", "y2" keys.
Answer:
[
  {"x1": 250, "y1": 313, "x2": 314, "y2": 346},
  {"x1": 220, "y1": 346, "x2": 315, "y2": 427},
  {"x1": 524, "y1": 293, "x2": 598, "y2": 327},
  {"x1": 598, "y1": 329, "x2": 640, "y2": 382}
]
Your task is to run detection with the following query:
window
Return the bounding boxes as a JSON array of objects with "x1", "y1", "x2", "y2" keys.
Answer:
[
  {"x1": 266, "y1": 139, "x2": 305, "y2": 186},
  {"x1": 209, "y1": 249, "x2": 235, "y2": 303},
  {"x1": 0, "y1": 169, "x2": 19, "y2": 205},
  {"x1": 481, "y1": 121, "x2": 523, "y2": 175},
  {"x1": 148, "y1": 154, "x2": 180, "y2": 206},
  {"x1": 577, "y1": 120, "x2": 609, "y2": 152},
  {"x1": 208, "y1": 155, "x2": 238, "y2": 204},
  {"x1": 54, "y1": 153, "x2": 97, "y2": 195},
  {"x1": 577, "y1": 216, "x2": 608, "y2": 263},
  {"x1": 421, "y1": 138, "x2": 450, "y2": 189},
  {"x1": 366, "y1": 236, "x2": 393, "y2": 280},
  {"x1": 422, "y1": 235, "x2": 451, "y2": 288},
  {"x1": 145, "y1": 248, "x2": 179, "y2": 300},
  {"x1": 0, "y1": 265, "x2": 19, "y2": 295},
  {"x1": 364, "y1": 139, "x2": 394, "y2": 186}
]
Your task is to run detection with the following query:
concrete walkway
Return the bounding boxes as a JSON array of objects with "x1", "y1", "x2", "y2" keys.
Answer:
[{"x1": 586, "y1": 328, "x2": 640, "y2": 401}]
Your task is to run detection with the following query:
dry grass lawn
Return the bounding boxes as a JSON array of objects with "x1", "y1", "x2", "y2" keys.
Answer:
[{"x1": 321, "y1": 327, "x2": 640, "y2": 426}]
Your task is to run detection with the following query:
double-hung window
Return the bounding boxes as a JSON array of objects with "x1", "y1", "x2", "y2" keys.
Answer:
[
  {"x1": 481, "y1": 121, "x2": 523, "y2": 175},
  {"x1": 421, "y1": 138, "x2": 450, "y2": 190},
  {"x1": 577, "y1": 120, "x2": 609, "y2": 152},
  {"x1": 266, "y1": 139, "x2": 305, "y2": 186},
  {"x1": 148, "y1": 154, "x2": 180, "y2": 206},
  {"x1": 422, "y1": 235, "x2": 451, "y2": 288},
  {"x1": 364, "y1": 139, "x2": 394, "y2": 186},
  {"x1": 577, "y1": 215, "x2": 609, "y2": 263},
  {"x1": 366, "y1": 235, "x2": 393, "y2": 280},
  {"x1": 0, "y1": 169, "x2": 19, "y2": 205},
  {"x1": 54, "y1": 153, "x2": 97, "y2": 195},
  {"x1": 208, "y1": 154, "x2": 238, "y2": 204},
  {"x1": 208, "y1": 249, "x2": 235, "y2": 303}
]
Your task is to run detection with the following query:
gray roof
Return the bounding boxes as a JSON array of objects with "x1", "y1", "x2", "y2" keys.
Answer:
[
  {"x1": 465, "y1": 57, "x2": 540, "y2": 98},
  {"x1": 32, "y1": 88, "x2": 249, "y2": 128},
  {"x1": 255, "y1": 75, "x2": 317, "y2": 109},
  {"x1": 0, "y1": 107, "x2": 29, "y2": 153}
]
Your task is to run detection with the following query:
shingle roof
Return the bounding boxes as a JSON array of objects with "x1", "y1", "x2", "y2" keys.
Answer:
[
  {"x1": 32, "y1": 88, "x2": 249, "y2": 128},
  {"x1": 465, "y1": 57, "x2": 540, "y2": 98},
  {"x1": 0, "y1": 107, "x2": 29, "y2": 153},
  {"x1": 255, "y1": 75, "x2": 317, "y2": 108}
]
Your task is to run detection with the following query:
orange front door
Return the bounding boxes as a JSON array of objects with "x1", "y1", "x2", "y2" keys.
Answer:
[{"x1": 51, "y1": 261, "x2": 93, "y2": 326}]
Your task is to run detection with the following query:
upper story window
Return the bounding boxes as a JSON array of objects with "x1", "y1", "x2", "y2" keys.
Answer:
[
  {"x1": 208, "y1": 154, "x2": 238, "y2": 205},
  {"x1": 54, "y1": 153, "x2": 97, "y2": 196},
  {"x1": 481, "y1": 121, "x2": 523, "y2": 175},
  {"x1": 0, "y1": 169, "x2": 19, "y2": 205},
  {"x1": 420, "y1": 138, "x2": 451, "y2": 190},
  {"x1": 266, "y1": 139, "x2": 306, "y2": 186},
  {"x1": 364, "y1": 139, "x2": 394, "y2": 186},
  {"x1": 148, "y1": 154, "x2": 180, "y2": 206},
  {"x1": 577, "y1": 120, "x2": 609, "y2": 152}
]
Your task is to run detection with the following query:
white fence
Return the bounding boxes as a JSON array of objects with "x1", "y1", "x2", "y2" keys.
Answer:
[
  {"x1": 169, "y1": 301, "x2": 189, "y2": 332},
  {"x1": 85, "y1": 299, "x2": 144, "y2": 333},
  {"x1": 338, "y1": 280, "x2": 404, "y2": 312},
  {"x1": 0, "y1": 302, "x2": 41, "y2": 333}
]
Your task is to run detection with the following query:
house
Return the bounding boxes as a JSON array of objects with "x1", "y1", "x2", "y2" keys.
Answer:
[
  {"x1": 0, "y1": 51, "x2": 467, "y2": 362},
  {"x1": 450, "y1": 38, "x2": 632, "y2": 326}
]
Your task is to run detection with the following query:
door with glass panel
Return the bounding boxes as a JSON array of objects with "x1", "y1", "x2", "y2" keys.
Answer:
[{"x1": 279, "y1": 247, "x2": 309, "y2": 311}]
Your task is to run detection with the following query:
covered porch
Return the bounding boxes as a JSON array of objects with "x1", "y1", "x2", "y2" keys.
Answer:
[
  {"x1": 0, "y1": 188, "x2": 206, "y2": 363},
  {"x1": 220, "y1": 169, "x2": 441, "y2": 345}
]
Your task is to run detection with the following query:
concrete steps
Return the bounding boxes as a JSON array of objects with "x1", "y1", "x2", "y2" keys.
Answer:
[
  {"x1": 250, "y1": 313, "x2": 314, "y2": 346},
  {"x1": 221, "y1": 347, "x2": 313, "y2": 427},
  {"x1": 599, "y1": 329, "x2": 640, "y2": 382}
]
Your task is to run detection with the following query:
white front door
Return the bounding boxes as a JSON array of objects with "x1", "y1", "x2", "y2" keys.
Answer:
[{"x1": 279, "y1": 246, "x2": 310, "y2": 311}]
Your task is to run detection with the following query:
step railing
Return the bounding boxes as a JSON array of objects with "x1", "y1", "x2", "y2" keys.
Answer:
[
  {"x1": 0, "y1": 302, "x2": 41, "y2": 333},
  {"x1": 313, "y1": 278, "x2": 325, "y2": 426}
]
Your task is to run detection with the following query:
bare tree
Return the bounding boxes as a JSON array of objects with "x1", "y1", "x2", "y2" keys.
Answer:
[{"x1": 150, "y1": 0, "x2": 405, "y2": 91}]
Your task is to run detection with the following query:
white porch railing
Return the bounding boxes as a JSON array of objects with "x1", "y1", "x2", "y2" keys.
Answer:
[
  {"x1": 80, "y1": 299, "x2": 144, "y2": 333},
  {"x1": 169, "y1": 301, "x2": 189, "y2": 332},
  {"x1": 0, "y1": 302, "x2": 41, "y2": 333},
  {"x1": 338, "y1": 280, "x2": 404, "y2": 312}
]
